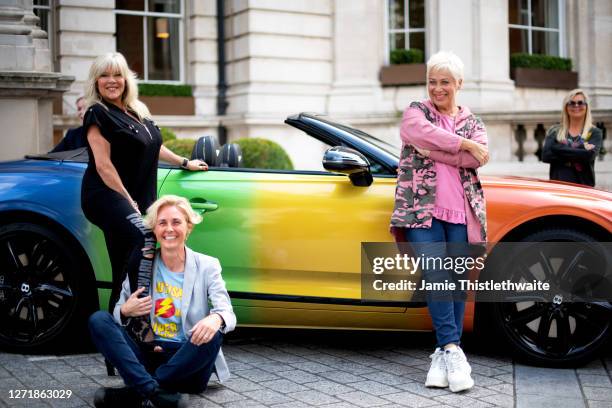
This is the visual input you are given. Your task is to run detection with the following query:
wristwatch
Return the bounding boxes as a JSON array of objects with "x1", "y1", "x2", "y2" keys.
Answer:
[{"x1": 180, "y1": 157, "x2": 189, "y2": 169}]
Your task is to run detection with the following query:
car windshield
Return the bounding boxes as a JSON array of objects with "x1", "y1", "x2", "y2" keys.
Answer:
[{"x1": 311, "y1": 115, "x2": 400, "y2": 158}]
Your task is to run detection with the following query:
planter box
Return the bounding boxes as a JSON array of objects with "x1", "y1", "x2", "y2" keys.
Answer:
[
  {"x1": 380, "y1": 63, "x2": 426, "y2": 86},
  {"x1": 511, "y1": 67, "x2": 578, "y2": 89},
  {"x1": 140, "y1": 95, "x2": 195, "y2": 115}
]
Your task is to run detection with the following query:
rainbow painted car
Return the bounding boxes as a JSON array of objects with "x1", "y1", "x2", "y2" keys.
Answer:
[{"x1": 0, "y1": 113, "x2": 610, "y2": 366}]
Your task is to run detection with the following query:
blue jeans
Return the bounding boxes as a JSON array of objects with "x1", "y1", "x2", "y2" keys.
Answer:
[
  {"x1": 89, "y1": 311, "x2": 222, "y2": 395},
  {"x1": 404, "y1": 219, "x2": 468, "y2": 348}
]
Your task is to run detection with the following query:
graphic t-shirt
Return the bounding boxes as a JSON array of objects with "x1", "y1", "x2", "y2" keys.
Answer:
[{"x1": 151, "y1": 257, "x2": 186, "y2": 342}]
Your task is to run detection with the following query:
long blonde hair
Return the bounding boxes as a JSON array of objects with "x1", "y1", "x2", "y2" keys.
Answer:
[
  {"x1": 84, "y1": 52, "x2": 151, "y2": 121},
  {"x1": 557, "y1": 88, "x2": 593, "y2": 142}
]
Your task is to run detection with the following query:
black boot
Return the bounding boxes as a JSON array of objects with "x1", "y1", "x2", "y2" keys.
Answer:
[
  {"x1": 142, "y1": 388, "x2": 189, "y2": 408},
  {"x1": 93, "y1": 386, "x2": 143, "y2": 407}
]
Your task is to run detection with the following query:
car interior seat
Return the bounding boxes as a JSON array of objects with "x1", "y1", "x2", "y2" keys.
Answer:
[
  {"x1": 218, "y1": 143, "x2": 243, "y2": 168},
  {"x1": 191, "y1": 135, "x2": 220, "y2": 167}
]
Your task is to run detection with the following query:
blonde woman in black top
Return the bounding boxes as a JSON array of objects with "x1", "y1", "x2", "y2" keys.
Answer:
[
  {"x1": 80, "y1": 52, "x2": 208, "y2": 344},
  {"x1": 542, "y1": 89, "x2": 602, "y2": 187}
]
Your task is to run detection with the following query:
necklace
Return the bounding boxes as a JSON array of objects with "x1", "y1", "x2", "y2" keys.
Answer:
[{"x1": 123, "y1": 106, "x2": 153, "y2": 140}]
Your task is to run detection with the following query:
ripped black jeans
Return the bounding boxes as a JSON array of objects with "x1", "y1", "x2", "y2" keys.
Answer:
[{"x1": 82, "y1": 188, "x2": 156, "y2": 329}]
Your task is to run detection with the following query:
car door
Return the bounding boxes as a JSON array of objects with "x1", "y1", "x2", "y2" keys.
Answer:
[
  {"x1": 157, "y1": 126, "x2": 415, "y2": 329},
  {"x1": 158, "y1": 168, "x2": 408, "y2": 321}
]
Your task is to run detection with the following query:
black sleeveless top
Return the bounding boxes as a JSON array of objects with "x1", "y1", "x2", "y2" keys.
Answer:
[{"x1": 81, "y1": 100, "x2": 162, "y2": 210}]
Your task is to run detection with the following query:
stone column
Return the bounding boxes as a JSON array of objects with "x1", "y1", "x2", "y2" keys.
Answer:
[
  {"x1": 56, "y1": 0, "x2": 115, "y2": 112},
  {"x1": 523, "y1": 124, "x2": 540, "y2": 162},
  {"x1": 188, "y1": 0, "x2": 218, "y2": 116},
  {"x1": 568, "y1": 0, "x2": 612, "y2": 108},
  {"x1": 326, "y1": 0, "x2": 394, "y2": 116},
  {"x1": 0, "y1": 0, "x2": 73, "y2": 160},
  {"x1": 428, "y1": 0, "x2": 515, "y2": 112},
  {"x1": 513, "y1": 123, "x2": 527, "y2": 161},
  {"x1": 224, "y1": 0, "x2": 333, "y2": 117}
]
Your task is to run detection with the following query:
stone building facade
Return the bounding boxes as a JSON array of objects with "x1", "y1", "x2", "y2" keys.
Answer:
[
  {"x1": 0, "y1": 0, "x2": 72, "y2": 159},
  {"x1": 21, "y1": 0, "x2": 612, "y2": 173}
]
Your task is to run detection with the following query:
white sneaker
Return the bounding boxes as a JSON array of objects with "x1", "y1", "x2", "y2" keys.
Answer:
[
  {"x1": 445, "y1": 347, "x2": 474, "y2": 392},
  {"x1": 425, "y1": 347, "x2": 448, "y2": 388}
]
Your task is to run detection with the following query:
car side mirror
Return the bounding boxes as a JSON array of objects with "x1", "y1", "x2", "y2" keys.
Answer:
[{"x1": 323, "y1": 146, "x2": 373, "y2": 187}]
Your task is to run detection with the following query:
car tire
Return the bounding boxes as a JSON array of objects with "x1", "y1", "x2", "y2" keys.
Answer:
[
  {"x1": 483, "y1": 228, "x2": 612, "y2": 367},
  {"x1": 0, "y1": 222, "x2": 94, "y2": 351}
]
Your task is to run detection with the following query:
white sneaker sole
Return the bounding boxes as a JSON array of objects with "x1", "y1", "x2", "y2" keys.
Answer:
[
  {"x1": 449, "y1": 376, "x2": 474, "y2": 392},
  {"x1": 425, "y1": 375, "x2": 449, "y2": 388}
]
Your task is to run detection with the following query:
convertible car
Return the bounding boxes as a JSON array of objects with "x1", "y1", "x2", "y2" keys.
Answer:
[{"x1": 0, "y1": 113, "x2": 610, "y2": 366}]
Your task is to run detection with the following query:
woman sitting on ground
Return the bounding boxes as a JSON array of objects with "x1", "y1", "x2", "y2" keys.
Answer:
[{"x1": 89, "y1": 194, "x2": 236, "y2": 408}]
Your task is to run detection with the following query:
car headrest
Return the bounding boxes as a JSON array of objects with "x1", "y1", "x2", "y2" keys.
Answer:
[
  {"x1": 218, "y1": 143, "x2": 243, "y2": 168},
  {"x1": 191, "y1": 135, "x2": 220, "y2": 167}
]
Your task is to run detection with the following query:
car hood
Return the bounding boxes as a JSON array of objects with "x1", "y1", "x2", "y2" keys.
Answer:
[{"x1": 482, "y1": 175, "x2": 612, "y2": 200}]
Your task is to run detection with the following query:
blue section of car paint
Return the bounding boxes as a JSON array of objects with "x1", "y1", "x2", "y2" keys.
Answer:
[{"x1": 0, "y1": 160, "x2": 111, "y2": 284}]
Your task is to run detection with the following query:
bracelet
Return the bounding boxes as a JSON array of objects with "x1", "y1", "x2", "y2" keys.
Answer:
[
  {"x1": 180, "y1": 157, "x2": 189, "y2": 169},
  {"x1": 214, "y1": 312, "x2": 226, "y2": 329}
]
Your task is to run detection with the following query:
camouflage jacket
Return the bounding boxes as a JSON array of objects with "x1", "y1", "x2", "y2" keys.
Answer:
[{"x1": 390, "y1": 100, "x2": 488, "y2": 243}]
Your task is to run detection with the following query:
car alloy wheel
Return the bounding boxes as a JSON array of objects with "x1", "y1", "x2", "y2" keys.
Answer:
[
  {"x1": 0, "y1": 223, "x2": 81, "y2": 349},
  {"x1": 490, "y1": 229, "x2": 612, "y2": 366},
  {"x1": 498, "y1": 299, "x2": 611, "y2": 364}
]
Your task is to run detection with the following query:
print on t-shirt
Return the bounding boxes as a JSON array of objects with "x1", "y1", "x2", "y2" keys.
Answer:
[
  {"x1": 155, "y1": 297, "x2": 176, "y2": 318},
  {"x1": 151, "y1": 258, "x2": 186, "y2": 342}
]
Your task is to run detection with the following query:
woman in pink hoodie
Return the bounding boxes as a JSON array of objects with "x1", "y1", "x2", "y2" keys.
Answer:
[{"x1": 390, "y1": 51, "x2": 488, "y2": 393}]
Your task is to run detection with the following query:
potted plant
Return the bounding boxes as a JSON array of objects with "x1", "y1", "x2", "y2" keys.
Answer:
[
  {"x1": 510, "y1": 53, "x2": 578, "y2": 89},
  {"x1": 138, "y1": 83, "x2": 195, "y2": 115},
  {"x1": 380, "y1": 48, "x2": 426, "y2": 86}
]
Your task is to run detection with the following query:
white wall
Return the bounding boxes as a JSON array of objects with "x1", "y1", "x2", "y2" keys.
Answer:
[{"x1": 50, "y1": 0, "x2": 612, "y2": 171}]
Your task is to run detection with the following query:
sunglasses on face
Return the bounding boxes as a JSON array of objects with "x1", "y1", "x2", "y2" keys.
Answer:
[{"x1": 567, "y1": 100, "x2": 587, "y2": 107}]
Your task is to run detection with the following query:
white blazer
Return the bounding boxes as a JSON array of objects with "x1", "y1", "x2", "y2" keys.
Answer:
[{"x1": 113, "y1": 246, "x2": 237, "y2": 382}]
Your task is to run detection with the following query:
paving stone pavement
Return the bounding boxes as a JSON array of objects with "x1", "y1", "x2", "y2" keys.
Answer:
[{"x1": 0, "y1": 330, "x2": 611, "y2": 407}]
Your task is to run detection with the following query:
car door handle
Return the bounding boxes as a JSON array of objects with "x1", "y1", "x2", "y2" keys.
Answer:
[{"x1": 190, "y1": 198, "x2": 218, "y2": 213}]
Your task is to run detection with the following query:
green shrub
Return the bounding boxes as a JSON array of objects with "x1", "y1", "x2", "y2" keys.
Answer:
[
  {"x1": 138, "y1": 83, "x2": 193, "y2": 97},
  {"x1": 160, "y1": 127, "x2": 177, "y2": 143},
  {"x1": 164, "y1": 138, "x2": 196, "y2": 158},
  {"x1": 235, "y1": 138, "x2": 293, "y2": 170},
  {"x1": 510, "y1": 53, "x2": 572, "y2": 71},
  {"x1": 390, "y1": 48, "x2": 424, "y2": 65}
]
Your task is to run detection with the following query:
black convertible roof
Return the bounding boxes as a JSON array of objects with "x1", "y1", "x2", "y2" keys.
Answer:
[{"x1": 25, "y1": 147, "x2": 89, "y2": 162}]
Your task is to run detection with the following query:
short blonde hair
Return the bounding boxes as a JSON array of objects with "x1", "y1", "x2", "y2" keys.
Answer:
[
  {"x1": 426, "y1": 51, "x2": 464, "y2": 83},
  {"x1": 557, "y1": 89, "x2": 594, "y2": 142},
  {"x1": 84, "y1": 52, "x2": 151, "y2": 121},
  {"x1": 144, "y1": 195, "x2": 203, "y2": 230}
]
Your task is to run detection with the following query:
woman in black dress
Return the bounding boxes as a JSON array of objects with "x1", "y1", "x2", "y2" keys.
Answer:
[
  {"x1": 542, "y1": 89, "x2": 602, "y2": 187},
  {"x1": 80, "y1": 52, "x2": 208, "y2": 342}
]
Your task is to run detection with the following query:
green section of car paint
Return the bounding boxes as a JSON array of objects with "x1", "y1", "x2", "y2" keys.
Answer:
[
  {"x1": 90, "y1": 168, "x2": 173, "y2": 310},
  {"x1": 97, "y1": 288, "x2": 111, "y2": 311},
  {"x1": 158, "y1": 169, "x2": 258, "y2": 322},
  {"x1": 92, "y1": 168, "x2": 258, "y2": 318}
]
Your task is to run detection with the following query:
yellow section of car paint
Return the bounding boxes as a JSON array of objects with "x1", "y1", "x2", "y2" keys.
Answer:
[{"x1": 248, "y1": 172, "x2": 398, "y2": 301}]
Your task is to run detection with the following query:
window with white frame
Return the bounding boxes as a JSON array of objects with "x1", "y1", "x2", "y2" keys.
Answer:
[
  {"x1": 115, "y1": 0, "x2": 183, "y2": 82},
  {"x1": 386, "y1": 0, "x2": 425, "y2": 62},
  {"x1": 509, "y1": 0, "x2": 564, "y2": 56}
]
